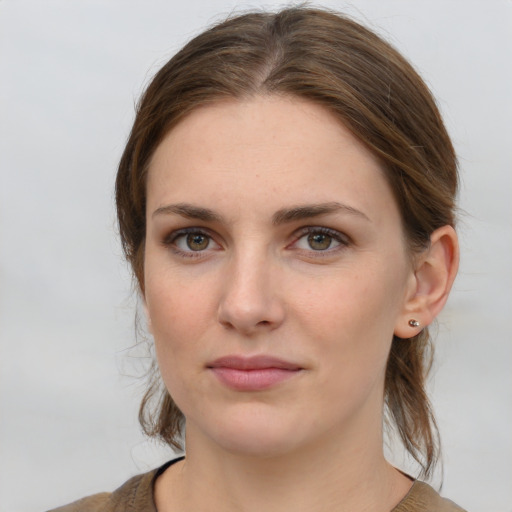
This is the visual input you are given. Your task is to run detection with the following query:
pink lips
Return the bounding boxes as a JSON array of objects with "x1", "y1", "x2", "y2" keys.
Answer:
[{"x1": 207, "y1": 355, "x2": 302, "y2": 391}]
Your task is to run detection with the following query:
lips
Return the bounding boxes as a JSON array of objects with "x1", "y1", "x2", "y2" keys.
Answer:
[{"x1": 207, "y1": 355, "x2": 303, "y2": 391}]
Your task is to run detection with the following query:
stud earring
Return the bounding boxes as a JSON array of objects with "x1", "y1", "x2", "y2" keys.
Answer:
[{"x1": 408, "y1": 319, "x2": 420, "y2": 327}]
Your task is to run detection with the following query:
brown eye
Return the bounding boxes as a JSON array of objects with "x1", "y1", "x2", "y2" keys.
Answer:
[
  {"x1": 307, "y1": 232, "x2": 332, "y2": 250},
  {"x1": 186, "y1": 233, "x2": 210, "y2": 251},
  {"x1": 292, "y1": 228, "x2": 346, "y2": 253},
  {"x1": 166, "y1": 229, "x2": 221, "y2": 256}
]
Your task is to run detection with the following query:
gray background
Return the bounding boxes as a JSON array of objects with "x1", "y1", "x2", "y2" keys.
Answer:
[{"x1": 1, "y1": 1, "x2": 511, "y2": 511}]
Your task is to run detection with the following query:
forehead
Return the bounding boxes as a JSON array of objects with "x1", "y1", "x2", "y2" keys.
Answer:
[{"x1": 146, "y1": 96, "x2": 398, "y2": 224}]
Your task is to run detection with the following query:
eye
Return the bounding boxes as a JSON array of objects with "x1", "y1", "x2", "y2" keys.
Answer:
[
  {"x1": 177, "y1": 232, "x2": 211, "y2": 251},
  {"x1": 163, "y1": 228, "x2": 221, "y2": 256},
  {"x1": 305, "y1": 232, "x2": 336, "y2": 251},
  {"x1": 293, "y1": 227, "x2": 347, "y2": 252}
]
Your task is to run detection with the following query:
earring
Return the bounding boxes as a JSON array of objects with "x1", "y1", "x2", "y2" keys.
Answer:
[{"x1": 408, "y1": 319, "x2": 420, "y2": 327}]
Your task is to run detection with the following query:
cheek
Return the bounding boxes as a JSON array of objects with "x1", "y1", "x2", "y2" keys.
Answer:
[
  {"x1": 296, "y1": 267, "x2": 400, "y2": 331},
  {"x1": 302, "y1": 276, "x2": 400, "y2": 416},
  {"x1": 293, "y1": 265, "x2": 405, "y2": 369},
  {"x1": 144, "y1": 272, "x2": 215, "y2": 379}
]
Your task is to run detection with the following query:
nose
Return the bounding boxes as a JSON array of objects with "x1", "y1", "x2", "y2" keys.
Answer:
[{"x1": 217, "y1": 252, "x2": 286, "y2": 335}]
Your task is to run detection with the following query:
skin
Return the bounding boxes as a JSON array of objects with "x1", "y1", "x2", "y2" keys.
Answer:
[{"x1": 143, "y1": 96, "x2": 458, "y2": 512}]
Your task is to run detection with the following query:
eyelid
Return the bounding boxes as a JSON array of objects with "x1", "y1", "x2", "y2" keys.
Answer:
[
  {"x1": 161, "y1": 225, "x2": 350, "y2": 257},
  {"x1": 162, "y1": 227, "x2": 222, "y2": 257},
  {"x1": 289, "y1": 226, "x2": 351, "y2": 252}
]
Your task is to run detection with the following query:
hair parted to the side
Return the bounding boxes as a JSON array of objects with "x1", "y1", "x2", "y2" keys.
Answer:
[{"x1": 116, "y1": 7, "x2": 457, "y2": 477}]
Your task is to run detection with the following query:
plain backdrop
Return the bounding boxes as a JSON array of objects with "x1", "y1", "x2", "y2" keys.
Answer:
[{"x1": 1, "y1": 1, "x2": 511, "y2": 511}]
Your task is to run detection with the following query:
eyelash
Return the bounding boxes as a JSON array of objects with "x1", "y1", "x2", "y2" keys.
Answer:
[
  {"x1": 162, "y1": 226, "x2": 350, "y2": 258},
  {"x1": 292, "y1": 226, "x2": 350, "y2": 255},
  {"x1": 162, "y1": 228, "x2": 219, "y2": 258}
]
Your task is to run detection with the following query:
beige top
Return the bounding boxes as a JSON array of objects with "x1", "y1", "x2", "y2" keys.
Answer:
[{"x1": 48, "y1": 459, "x2": 466, "y2": 512}]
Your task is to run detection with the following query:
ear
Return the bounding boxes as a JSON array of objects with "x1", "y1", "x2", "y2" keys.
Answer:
[{"x1": 394, "y1": 225, "x2": 459, "y2": 338}]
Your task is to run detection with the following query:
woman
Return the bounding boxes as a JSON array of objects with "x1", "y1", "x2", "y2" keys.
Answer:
[{"x1": 52, "y1": 6, "x2": 463, "y2": 511}]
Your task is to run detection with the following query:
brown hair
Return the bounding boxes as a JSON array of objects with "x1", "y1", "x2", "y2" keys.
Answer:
[{"x1": 116, "y1": 7, "x2": 457, "y2": 477}]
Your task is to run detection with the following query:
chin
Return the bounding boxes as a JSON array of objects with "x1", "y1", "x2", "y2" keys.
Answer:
[
  {"x1": 189, "y1": 405, "x2": 309, "y2": 458},
  {"x1": 216, "y1": 430, "x2": 302, "y2": 459}
]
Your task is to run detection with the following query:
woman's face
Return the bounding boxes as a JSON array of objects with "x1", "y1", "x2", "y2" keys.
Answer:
[{"x1": 144, "y1": 96, "x2": 417, "y2": 457}]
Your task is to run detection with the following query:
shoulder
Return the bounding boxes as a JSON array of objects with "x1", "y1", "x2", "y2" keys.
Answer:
[
  {"x1": 47, "y1": 492, "x2": 112, "y2": 512},
  {"x1": 46, "y1": 459, "x2": 180, "y2": 512},
  {"x1": 393, "y1": 480, "x2": 467, "y2": 512}
]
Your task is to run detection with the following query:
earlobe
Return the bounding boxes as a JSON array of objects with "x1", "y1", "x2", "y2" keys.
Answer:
[{"x1": 394, "y1": 225, "x2": 459, "y2": 338}]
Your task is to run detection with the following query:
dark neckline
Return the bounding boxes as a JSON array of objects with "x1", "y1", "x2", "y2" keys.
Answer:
[{"x1": 149, "y1": 457, "x2": 428, "y2": 512}]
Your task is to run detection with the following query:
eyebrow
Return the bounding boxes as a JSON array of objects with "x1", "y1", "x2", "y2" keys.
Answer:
[
  {"x1": 272, "y1": 202, "x2": 370, "y2": 225},
  {"x1": 152, "y1": 203, "x2": 222, "y2": 222},
  {"x1": 152, "y1": 201, "x2": 370, "y2": 224}
]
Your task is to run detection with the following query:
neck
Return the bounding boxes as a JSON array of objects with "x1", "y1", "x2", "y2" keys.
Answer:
[{"x1": 156, "y1": 424, "x2": 412, "y2": 512}]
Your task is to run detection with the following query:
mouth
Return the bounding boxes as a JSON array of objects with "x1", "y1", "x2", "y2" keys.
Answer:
[{"x1": 207, "y1": 355, "x2": 303, "y2": 391}]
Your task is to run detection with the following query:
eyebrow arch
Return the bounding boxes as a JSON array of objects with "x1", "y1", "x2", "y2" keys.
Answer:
[
  {"x1": 272, "y1": 202, "x2": 370, "y2": 225},
  {"x1": 152, "y1": 201, "x2": 370, "y2": 224},
  {"x1": 152, "y1": 203, "x2": 223, "y2": 222}
]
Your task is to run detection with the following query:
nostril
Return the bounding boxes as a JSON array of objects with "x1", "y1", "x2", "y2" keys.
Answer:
[
  {"x1": 217, "y1": 288, "x2": 286, "y2": 334},
  {"x1": 219, "y1": 318, "x2": 235, "y2": 330}
]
